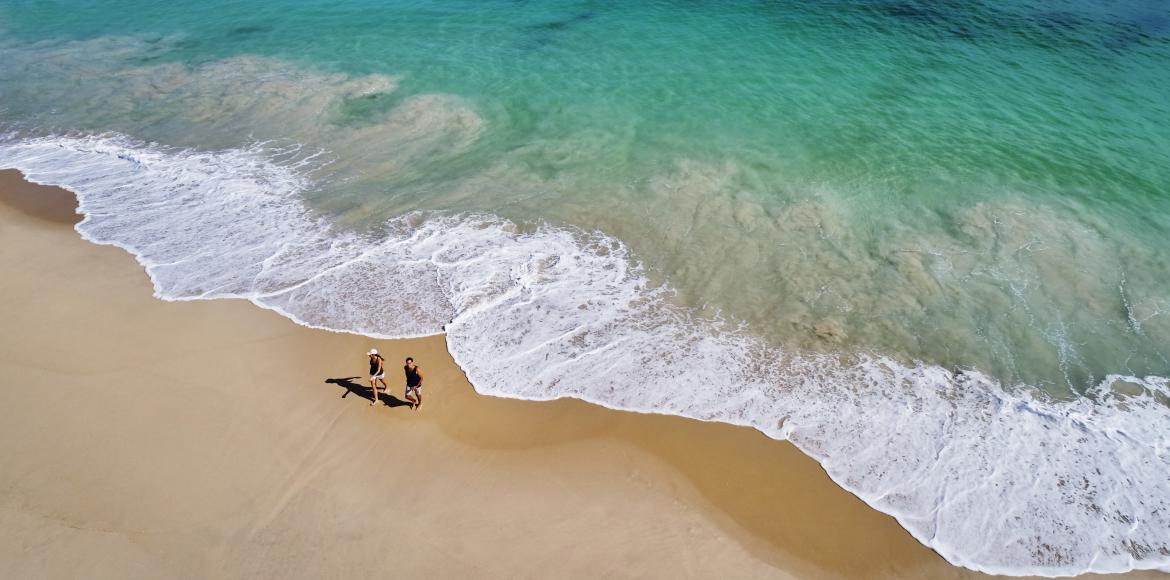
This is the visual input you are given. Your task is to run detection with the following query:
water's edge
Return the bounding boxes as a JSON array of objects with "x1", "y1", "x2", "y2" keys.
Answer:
[{"x1": 3, "y1": 135, "x2": 1169, "y2": 577}]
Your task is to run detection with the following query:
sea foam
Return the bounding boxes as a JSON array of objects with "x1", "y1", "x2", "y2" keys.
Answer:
[{"x1": 2, "y1": 133, "x2": 1169, "y2": 577}]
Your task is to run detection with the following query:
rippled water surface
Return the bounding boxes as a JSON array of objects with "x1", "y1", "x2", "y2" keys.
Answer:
[
  {"x1": 5, "y1": 0, "x2": 1169, "y2": 388},
  {"x1": 2, "y1": 0, "x2": 1170, "y2": 574}
]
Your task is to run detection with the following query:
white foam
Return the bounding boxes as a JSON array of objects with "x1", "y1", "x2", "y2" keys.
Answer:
[{"x1": 2, "y1": 133, "x2": 1169, "y2": 577}]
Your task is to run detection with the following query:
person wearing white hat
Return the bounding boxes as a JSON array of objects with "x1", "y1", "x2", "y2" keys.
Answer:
[{"x1": 367, "y1": 349, "x2": 387, "y2": 406}]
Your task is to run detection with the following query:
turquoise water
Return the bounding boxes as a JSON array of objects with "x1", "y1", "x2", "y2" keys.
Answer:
[
  {"x1": 3, "y1": 0, "x2": 1170, "y2": 574},
  {"x1": 4, "y1": 0, "x2": 1169, "y2": 389}
]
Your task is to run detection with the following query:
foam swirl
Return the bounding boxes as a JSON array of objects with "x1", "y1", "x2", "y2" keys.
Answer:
[{"x1": 2, "y1": 133, "x2": 1169, "y2": 576}]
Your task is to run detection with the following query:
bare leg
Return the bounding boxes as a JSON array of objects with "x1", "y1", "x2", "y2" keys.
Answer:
[
  {"x1": 370, "y1": 380, "x2": 379, "y2": 406},
  {"x1": 415, "y1": 389, "x2": 423, "y2": 410},
  {"x1": 405, "y1": 390, "x2": 418, "y2": 410},
  {"x1": 377, "y1": 378, "x2": 388, "y2": 391}
]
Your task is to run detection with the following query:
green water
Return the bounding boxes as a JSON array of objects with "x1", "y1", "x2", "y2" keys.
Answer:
[{"x1": 2, "y1": 0, "x2": 1169, "y2": 390}]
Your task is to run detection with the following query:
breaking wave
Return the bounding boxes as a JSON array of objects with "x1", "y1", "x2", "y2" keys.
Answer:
[{"x1": 2, "y1": 133, "x2": 1169, "y2": 576}]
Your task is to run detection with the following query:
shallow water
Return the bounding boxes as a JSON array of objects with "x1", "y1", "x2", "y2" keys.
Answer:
[{"x1": 2, "y1": 0, "x2": 1169, "y2": 575}]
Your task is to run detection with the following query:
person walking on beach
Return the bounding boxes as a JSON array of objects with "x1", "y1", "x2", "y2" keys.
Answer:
[
  {"x1": 368, "y1": 349, "x2": 387, "y2": 406},
  {"x1": 404, "y1": 357, "x2": 424, "y2": 410}
]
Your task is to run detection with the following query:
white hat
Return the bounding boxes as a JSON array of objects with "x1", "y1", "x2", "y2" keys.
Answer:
[{"x1": 367, "y1": 349, "x2": 378, "y2": 355}]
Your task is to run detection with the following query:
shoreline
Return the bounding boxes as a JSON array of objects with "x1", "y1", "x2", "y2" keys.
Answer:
[{"x1": 0, "y1": 168, "x2": 1162, "y2": 579}]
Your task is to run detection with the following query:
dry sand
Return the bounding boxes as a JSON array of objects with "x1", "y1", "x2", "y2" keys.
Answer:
[{"x1": 0, "y1": 169, "x2": 1161, "y2": 579}]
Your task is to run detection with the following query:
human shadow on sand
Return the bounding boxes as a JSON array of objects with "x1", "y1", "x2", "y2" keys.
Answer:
[{"x1": 325, "y1": 377, "x2": 413, "y2": 408}]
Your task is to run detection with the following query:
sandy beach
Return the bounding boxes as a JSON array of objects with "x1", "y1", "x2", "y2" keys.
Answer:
[{"x1": 0, "y1": 168, "x2": 1161, "y2": 579}]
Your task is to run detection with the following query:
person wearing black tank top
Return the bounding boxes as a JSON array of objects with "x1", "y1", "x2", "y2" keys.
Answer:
[{"x1": 403, "y1": 356, "x2": 424, "y2": 411}]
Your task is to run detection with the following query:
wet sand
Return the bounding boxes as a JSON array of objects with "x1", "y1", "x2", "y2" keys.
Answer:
[{"x1": 0, "y1": 169, "x2": 1161, "y2": 579}]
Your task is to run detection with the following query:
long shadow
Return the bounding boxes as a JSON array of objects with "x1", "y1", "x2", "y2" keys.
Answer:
[{"x1": 325, "y1": 377, "x2": 412, "y2": 408}]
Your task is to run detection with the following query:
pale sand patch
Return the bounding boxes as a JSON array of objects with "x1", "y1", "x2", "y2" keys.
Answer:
[{"x1": 0, "y1": 170, "x2": 1161, "y2": 579}]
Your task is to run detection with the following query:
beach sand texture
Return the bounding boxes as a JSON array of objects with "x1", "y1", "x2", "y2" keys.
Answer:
[{"x1": 0, "y1": 169, "x2": 1162, "y2": 579}]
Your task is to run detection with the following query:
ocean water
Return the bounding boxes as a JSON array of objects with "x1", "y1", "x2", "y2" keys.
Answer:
[{"x1": 2, "y1": 0, "x2": 1169, "y2": 575}]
